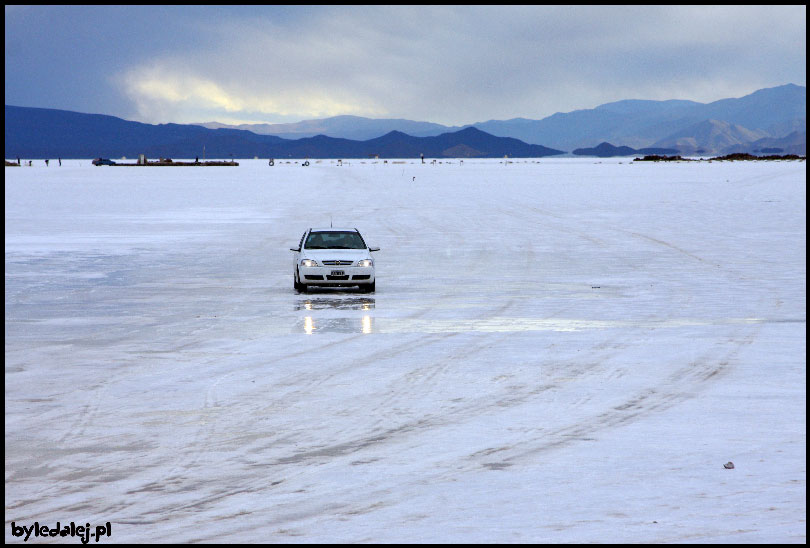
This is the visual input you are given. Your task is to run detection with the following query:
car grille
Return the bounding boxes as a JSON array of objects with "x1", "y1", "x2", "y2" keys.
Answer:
[
  {"x1": 322, "y1": 260, "x2": 354, "y2": 266},
  {"x1": 326, "y1": 275, "x2": 350, "y2": 280}
]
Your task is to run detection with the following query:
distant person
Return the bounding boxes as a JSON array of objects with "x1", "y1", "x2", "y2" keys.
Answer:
[
  {"x1": 195, "y1": 156, "x2": 199, "y2": 163},
  {"x1": 45, "y1": 159, "x2": 49, "y2": 166},
  {"x1": 58, "y1": 157, "x2": 62, "y2": 166}
]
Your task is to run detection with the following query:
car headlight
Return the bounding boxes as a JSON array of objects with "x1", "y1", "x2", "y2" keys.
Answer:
[
  {"x1": 356, "y1": 259, "x2": 373, "y2": 268},
  {"x1": 301, "y1": 259, "x2": 319, "y2": 267}
]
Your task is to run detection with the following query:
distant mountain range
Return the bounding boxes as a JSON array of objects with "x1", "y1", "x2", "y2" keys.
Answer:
[
  {"x1": 200, "y1": 115, "x2": 451, "y2": 141},
  {"x1": 4, "y1": 84, "x2": 805, "y2": 158},
  {"x1": 721, "y1": 130, "x2": 807, "y2": 156},
  {"x1": 3, "y1": 106, "x2": 563, "y2": 159},
  {"x1": 198, "y1": 84, "x2": 806, "y2": 156}
]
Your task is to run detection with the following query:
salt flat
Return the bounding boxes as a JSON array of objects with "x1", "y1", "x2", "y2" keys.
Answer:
[{"x1": 5, "y1": 158, "x2": 806, "y2": 543}]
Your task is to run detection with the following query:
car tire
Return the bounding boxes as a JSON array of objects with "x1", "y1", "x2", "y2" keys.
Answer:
[
  {"x1": 294, "y1": 269, "x2": 305, "y2": 293},
  {"x1": 362, "y1": 280, "x2": 376, "y2": 293}
]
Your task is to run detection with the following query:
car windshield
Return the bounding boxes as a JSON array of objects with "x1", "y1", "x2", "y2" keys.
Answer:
[{"x1": 304, "y1": 231, "x2": 366, "y2": 249}]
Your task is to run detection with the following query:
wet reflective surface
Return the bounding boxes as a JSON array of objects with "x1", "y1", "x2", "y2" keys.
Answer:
[
  {"x1": 294, "y1": 293, "x2": 376, "y2": 334},
  {"x1": 299, "y1": 315, "x2": 374, "y2": 334},
  {"x1": 295, "y1": 296, "x2": 376, "y2": 311}
]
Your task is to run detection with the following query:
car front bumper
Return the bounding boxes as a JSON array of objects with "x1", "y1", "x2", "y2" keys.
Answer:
[{"x1": 300, "y1": 266, "x2": 375, "y2": 286}]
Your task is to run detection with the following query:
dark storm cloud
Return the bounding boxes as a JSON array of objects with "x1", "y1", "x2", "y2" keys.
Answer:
[{"x1": 5, "y1": 5, "x2": 806, "y2": 125}]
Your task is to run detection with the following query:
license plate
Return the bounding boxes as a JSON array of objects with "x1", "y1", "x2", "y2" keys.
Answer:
[{"x1": 331, "y1": 270, "x2": 345, "y2": 276}]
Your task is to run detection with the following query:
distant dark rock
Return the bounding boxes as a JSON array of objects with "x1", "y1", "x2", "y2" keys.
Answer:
[
  {"x1": 634, "y1": 152, "x2": 804, "y2": 162},
  {"x1": 714, "y1": 153, "x2": 759, "y2": 161},
  {"x1": 573, "y1": 142, "x2": 637, "y2": 157},
  {"x1": 633, "y1": 155, "x2": 687, "y2": 162},
  {"x1": 637, "y1": 147, "x2": 681, "y2": 155},
  {"x1": 573, "y1": 142, "x2": 679, "y2": 157},
  {"x1": 711, "y1": 152, "x2": 805, "y2": 161}
]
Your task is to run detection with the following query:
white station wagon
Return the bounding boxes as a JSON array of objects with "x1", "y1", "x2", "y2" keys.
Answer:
[{"x1": 291, "y1": 228, "x2": 379, "y2": 292}]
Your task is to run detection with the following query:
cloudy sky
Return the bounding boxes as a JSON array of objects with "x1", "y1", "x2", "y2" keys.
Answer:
[{"x1": 4, "y1": 5, "x2": 806, "y2": 126}]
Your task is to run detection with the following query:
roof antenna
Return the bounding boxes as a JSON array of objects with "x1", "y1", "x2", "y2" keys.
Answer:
[{"x1": 330, "y1": 215, "x2": 333, "y2": 228}]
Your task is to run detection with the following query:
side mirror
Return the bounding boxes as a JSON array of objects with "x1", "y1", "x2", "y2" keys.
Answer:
[
  {"x1": 369, "y1": 246, "x2": 380, "y2": 252},
  {"x1": 290, "y1": 247, "x2": 300, "y2": 251}
]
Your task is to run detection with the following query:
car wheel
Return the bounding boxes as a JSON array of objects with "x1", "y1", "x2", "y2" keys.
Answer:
[
  {"x1": 294, "y1": 269, "x2": 305, "y2": 293},
  {"x1": 362, "y1": 280, "x2": 376, "y2": 293}
]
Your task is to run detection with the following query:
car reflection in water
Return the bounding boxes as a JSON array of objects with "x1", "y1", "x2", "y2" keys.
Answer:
[
  {"x1": 295, "y1": 297, "x2": 375, "y2": 311},
  {"x1": 301, "y1": 315, "x2": 373, "y2": 334},
  {"x1": 296, "y1": 297, "x2": 375, "y2": 334}
]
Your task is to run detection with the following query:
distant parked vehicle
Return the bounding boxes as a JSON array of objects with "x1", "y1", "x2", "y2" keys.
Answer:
[
  {"x1": 291, "y1": 227, "x2": 379, "y2": 293},
  {"x1": 92, "y1": 158, "x2": 116, "y2": 166}
]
